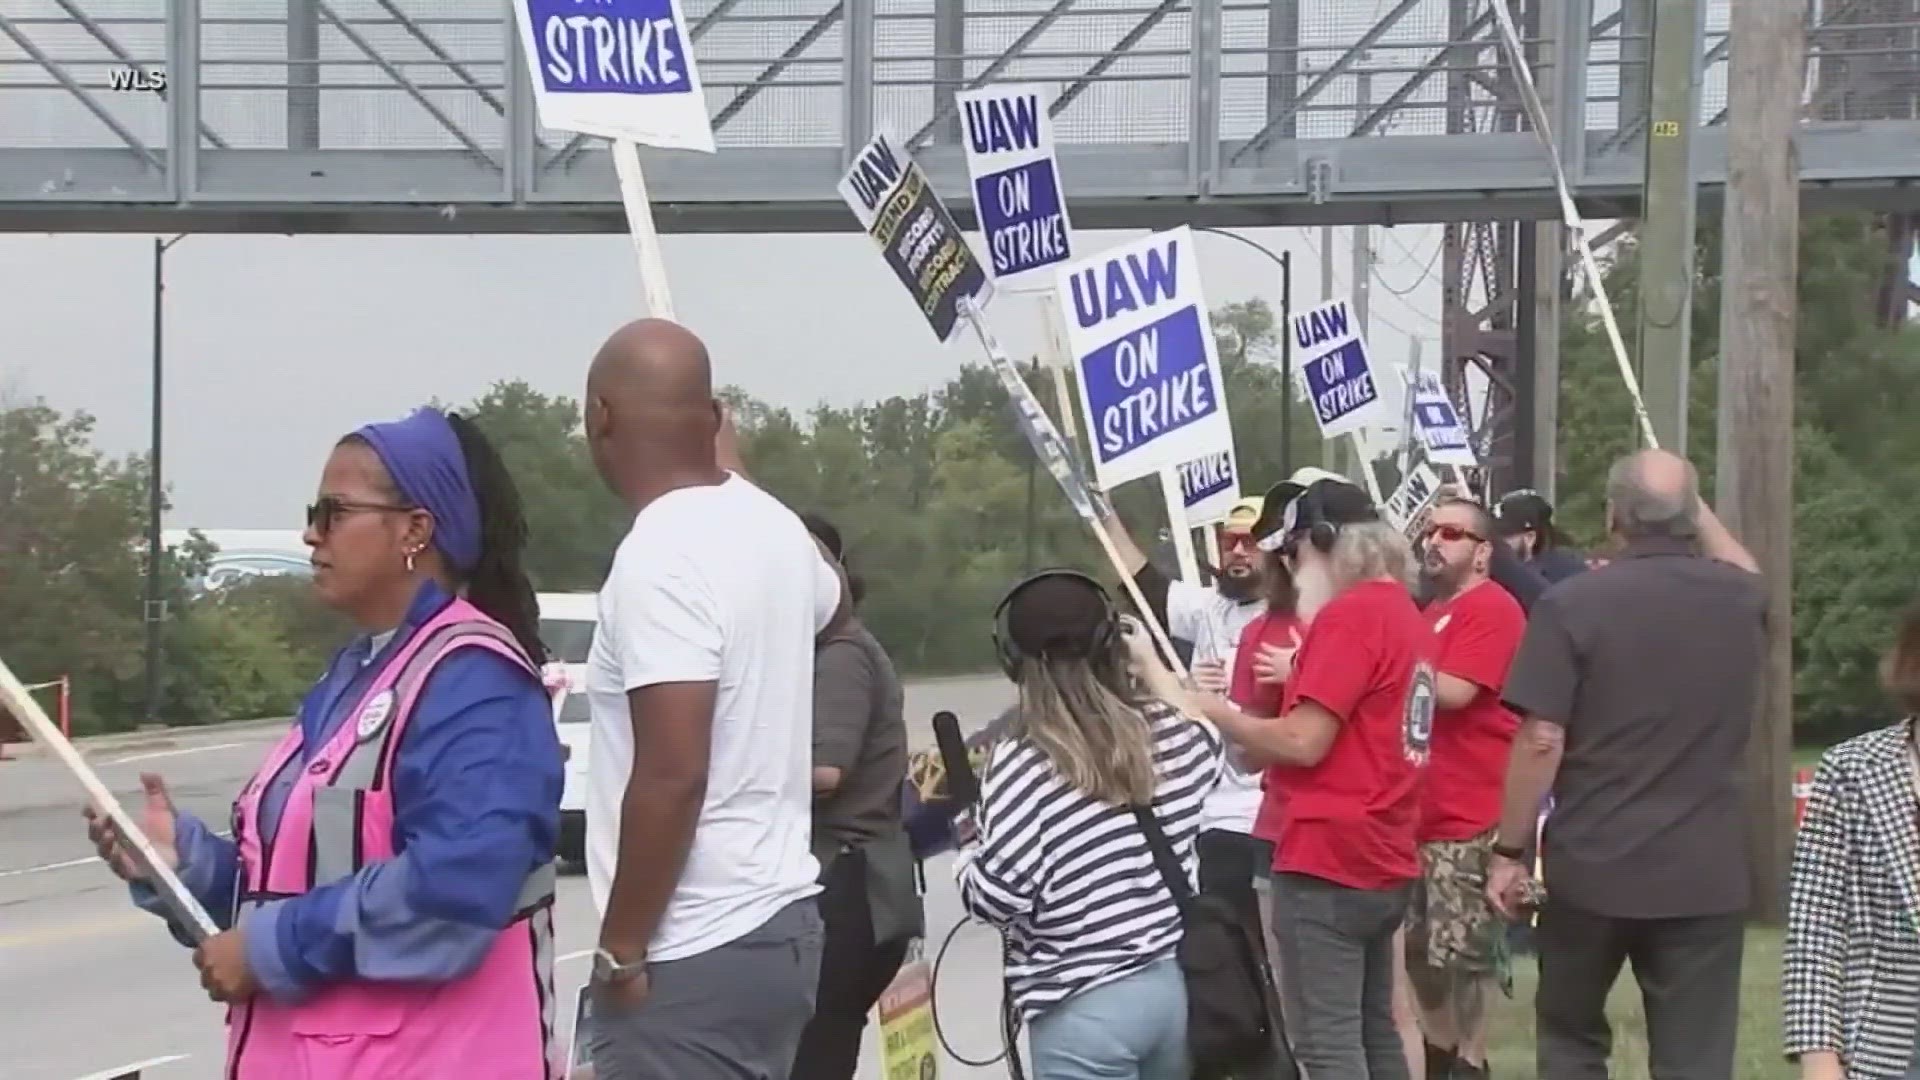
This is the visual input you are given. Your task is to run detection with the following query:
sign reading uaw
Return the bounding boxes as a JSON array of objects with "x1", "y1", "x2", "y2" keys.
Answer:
[
  {"x1": 1055, "y1": 227, "x2": 1232, "y2": 490},
  {"x1": 1292, "y1": 297, "x2": 1387, "y2": 439}
]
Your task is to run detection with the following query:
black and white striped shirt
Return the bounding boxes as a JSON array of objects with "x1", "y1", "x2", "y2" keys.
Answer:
[{"x1": 955, "y1": 700, "x2": 1225, "y2": 1019}]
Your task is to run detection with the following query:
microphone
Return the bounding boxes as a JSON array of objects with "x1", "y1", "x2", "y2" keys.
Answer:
[{"x1": 932, "y1": 710, "x2": 978, "y2": 807}]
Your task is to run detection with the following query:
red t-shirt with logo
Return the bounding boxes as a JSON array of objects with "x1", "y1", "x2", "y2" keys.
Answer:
[
  {"x1": 1267, "y1": 580, "x2": 1431, "y2": 889},
  {"x1": 1420, "y1": 580, "x2": 1526, "y2": 842},
  {"x1": 1229, "y1": 612, "x2": 1302, "y2": 845}
]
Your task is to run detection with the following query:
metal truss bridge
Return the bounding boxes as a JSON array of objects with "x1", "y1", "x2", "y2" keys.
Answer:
[{"x1": 3, "y1": 0, "x2": 1919, "y2": 235}]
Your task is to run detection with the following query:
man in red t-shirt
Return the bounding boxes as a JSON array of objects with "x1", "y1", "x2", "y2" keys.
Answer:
[
  {"x1": 1406, "y1": 498, "x2": 1526, "y2": 1080},
  {"x1": 1192, "y1": 479, "x2": 1431, "y2": 1080}
]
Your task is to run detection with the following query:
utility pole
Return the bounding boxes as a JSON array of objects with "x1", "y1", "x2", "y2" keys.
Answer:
[
  {"x1": 1329, "y1": 61, "x2": 1374, "y2": 480},
  {"x1": 144, "y1": 235, "x2": 185, "y2": 729},
  {"x1": 1716, "y1": 0, "x2": 1802, "y2": 927},
  {"x1": 1634, "y1": 0, "x2": 1706, "y2": 452}
]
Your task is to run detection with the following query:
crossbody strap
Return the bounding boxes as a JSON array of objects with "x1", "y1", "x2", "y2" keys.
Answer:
[{"x1": 1130, "y1": 805, "x2": 1195, "y2": 920}]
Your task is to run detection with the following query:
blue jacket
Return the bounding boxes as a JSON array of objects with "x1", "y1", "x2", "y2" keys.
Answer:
[{"x1": 131, "y1": 581, "x2": 564, "y2": 1003}]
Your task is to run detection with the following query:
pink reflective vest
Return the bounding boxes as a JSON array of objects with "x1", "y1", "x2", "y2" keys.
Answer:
[{"x1": 226, "y1": 598, "x2": 559, "y2": 1079}]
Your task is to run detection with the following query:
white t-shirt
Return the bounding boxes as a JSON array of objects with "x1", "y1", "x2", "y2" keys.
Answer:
[
  {"x1": 585, "y1": 474, "x2": 842, "y2": 961},
  {"x1": 1165, "y1": 578, "x2": 1265, "y2": 833}
]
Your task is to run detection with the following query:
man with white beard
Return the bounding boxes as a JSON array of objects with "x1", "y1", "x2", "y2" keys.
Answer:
[{"x1": 1178, "y1": 479, "x2": 1432, "y2": 1080}]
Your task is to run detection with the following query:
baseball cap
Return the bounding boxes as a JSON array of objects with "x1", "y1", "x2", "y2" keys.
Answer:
[
  {"x1": 1222, "y1": 495, "x2": 1264, "y2": 532},
  {"x1": 1251, "y1": 467, "x2": 1351, "y2": 542},
  {"x1": 1494, "y1": 490, "x2": 1554, "y2": 538},
  {"x1": 1259, "y1": 476, "x2": 1380, "y2": 552}
]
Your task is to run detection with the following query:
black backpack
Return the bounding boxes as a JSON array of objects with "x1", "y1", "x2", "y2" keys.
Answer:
[{"x1": 1132, "y1": 806, "x2": 1294, "y2": 1080}]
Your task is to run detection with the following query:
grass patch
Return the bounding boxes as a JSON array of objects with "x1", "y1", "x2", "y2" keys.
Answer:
[{"x1": 1486, "y1": 928, "x2": 1787, "y2": 1079}]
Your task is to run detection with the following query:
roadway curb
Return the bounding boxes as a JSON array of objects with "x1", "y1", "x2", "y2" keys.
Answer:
[{"x1": 4, "y1": 716, "x2": 290, "y2": 761}]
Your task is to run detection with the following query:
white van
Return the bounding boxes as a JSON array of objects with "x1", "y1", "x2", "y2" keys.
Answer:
[{"x1": 538, "y1": 592, "x2": 596, "y2": 865}]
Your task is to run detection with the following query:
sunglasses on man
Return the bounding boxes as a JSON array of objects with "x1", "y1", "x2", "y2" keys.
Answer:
[{"x1": 1422, "y1": 523, "x2": 1486, "y2": 544}]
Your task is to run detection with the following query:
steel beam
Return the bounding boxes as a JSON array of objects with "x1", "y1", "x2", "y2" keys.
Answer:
[
  {"x1": 0, "y1": 11, "x2": 160, "y2": 169},
  {"x1": 288, "y1": 0, "x2": 320, "y2": 150},
  {"x1": 711, "y1": 3, "x2": 845, "y2": 132},
  {"x1": 907, "y1": 0, "x2": 1077, "y2": 148},
  {"x1": 931, "y1": 0, "x2": 965, "y2": 147},
  {"x1": 842, "y1": 0, "x2": 874, "y2": 159},
  {"x1": 1232, "y1": 0, "x2": 1430, "y2": 161},
  {"x1": 1266, "y1": 0, "x2": 1300, "y2": 142},
  {"x1": 1353, "y1": 9, "x2": 1495, "y2": 138},
  {"x1": 371, "y1": 0, "x2": 510, "y2": 119},
  {"x1": 1050, "y1": 0, "x2": 1185, "y2": 118},
  {"x1": 315, "y1": 0, "x2": 493, "y2": 164},
  {"x1": 169, "y1": 0, "x2": 199, "y2": 200},
  {"x1": 47, "y1": 0, "x2": 229, "y2": 148}
]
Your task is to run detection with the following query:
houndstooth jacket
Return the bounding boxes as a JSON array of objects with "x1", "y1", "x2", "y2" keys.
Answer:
[{"x1": 1784, "y1": 721, "x2": 1920, "y2": 1079}]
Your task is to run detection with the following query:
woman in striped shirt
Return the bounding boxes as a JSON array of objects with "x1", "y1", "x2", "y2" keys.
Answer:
[{"x1": 955, "y1": 570, "x2": 1225, "y2": 1080}]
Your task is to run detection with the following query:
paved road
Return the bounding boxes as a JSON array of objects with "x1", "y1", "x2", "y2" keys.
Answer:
[{"x1": 0, "y1": 675, "x2": 1018, "y2": 1080}]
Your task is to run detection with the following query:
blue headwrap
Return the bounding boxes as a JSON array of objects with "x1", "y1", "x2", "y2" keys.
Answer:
[{"x1": 354, "y1": 407, "x2": 482, "y2": 573}]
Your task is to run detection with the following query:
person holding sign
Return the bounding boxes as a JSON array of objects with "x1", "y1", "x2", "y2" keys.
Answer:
[
  {"x1": 1171, "y1": 480, "x2": 1430, "y2": 1080},
  {"x1": 86, "y1": 407, "x2": 567, "y2": 1079},
  {"x1": 956, "y1": 570, "x2": 1224, "y2": 1080},
  {"x1": 1405, "y1": 499, "x2": 1526, "y2": 1080}
]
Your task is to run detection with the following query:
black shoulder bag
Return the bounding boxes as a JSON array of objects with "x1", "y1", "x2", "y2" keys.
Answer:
[{"x1": 1131, "y1": 806, "x2": 1290, "y2": 1080}]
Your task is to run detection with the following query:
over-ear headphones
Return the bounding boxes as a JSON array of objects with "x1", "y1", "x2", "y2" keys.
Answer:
[
  {"x1": 1285, "y1": 481, "x2": 1342, "y2": 555},
  {"x1": 990, "y1": 569, "x2": 1120, "y2": 681}
]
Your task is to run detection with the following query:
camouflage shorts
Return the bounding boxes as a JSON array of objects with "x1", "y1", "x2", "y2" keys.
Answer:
[{"x1": 1404, "y1": 831, "x2": 1512, "y2": 993}]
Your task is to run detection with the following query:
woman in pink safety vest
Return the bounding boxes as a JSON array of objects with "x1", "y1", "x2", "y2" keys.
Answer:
[{"x1": 85, "y1": 407, "x2": 567, "y2": 1079}]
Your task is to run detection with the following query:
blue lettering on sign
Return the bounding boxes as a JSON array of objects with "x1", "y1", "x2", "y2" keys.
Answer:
[
  {"x1": 528, "y1": 0, "x2": 689, "y2": 95},
  {"x1": 963, "y1": 94, "x2": 1042, "y2": 154},
  {"x1": 1079, "y1": 305, "x2": 1217, "y2": 463},
  {"x1": 1302, "y1": 340, "x2": 1378, "y2": 425},
  {"x1": 974, "y1": 160, "x2": 1069, "y2": 278},
  {"x1": 1068, "y1": 240, "x2": 1181, "y2": 329},
  {"x1": 845, "y1": 138, "x2": 903, "y2": 213},
  {"x1": 1293, "y1": 300, "x2": 1352, "y2": 349},
  {"x1": 1417, "y1": 401, "x2": 1469, "y2": 449},
  {"x1": 1179, "y1": 451, "x2": 1235, "y2": 509}
]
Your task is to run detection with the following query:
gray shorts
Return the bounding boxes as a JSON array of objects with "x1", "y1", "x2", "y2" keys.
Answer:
[{"x1": 588, "y1": 898, "x2": 825, "y2": 1079}]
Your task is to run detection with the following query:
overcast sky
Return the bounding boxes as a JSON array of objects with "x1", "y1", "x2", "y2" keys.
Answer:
[{"x1": 2, "y1": 226, "x2": 1447, "y2": 530}]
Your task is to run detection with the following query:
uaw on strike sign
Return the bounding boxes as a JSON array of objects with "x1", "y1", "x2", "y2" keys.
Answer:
[
  {"x1": 1292, "y1": 297, "x2": 1386, "y2": 439},
  {"x1": 1055, "y1": 226, "x2": 1233, "y2": 491},
  {"x1": 840, "y1": 133, "x2": 994, "y2": 342},
  {"x1": 1176, "y1": 448, "x2": 1240, "y2": 526},
  {"x1": 955, "y1": 83, "x2": 1072, "y2": 290}
]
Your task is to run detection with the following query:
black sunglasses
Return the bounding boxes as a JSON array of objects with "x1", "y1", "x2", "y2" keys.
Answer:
[{"x1": 306, "y1": 495, "x2": 415, "y2": 537}]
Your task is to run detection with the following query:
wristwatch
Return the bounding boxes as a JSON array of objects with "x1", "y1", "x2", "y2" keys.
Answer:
[
  {"x1": 1490, "y1": 840, "x2": 1528, "y2": 862},
  {"x1": 591, "y1": 947, "x2": 648, "y2": 986}
]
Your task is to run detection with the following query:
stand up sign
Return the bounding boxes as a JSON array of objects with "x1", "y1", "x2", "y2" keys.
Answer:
[
  {"x1": 1292, "y1": 298, "x2": 1386, "y2": 439},
  {"x1": 1055, "y1": 226, "x2": 1233, "y2": 490},
  {"x1": 840, "y1": 133, "x2": 994, "y2": 342},
  {"x1": 955, "y1": 84, "x2": 1073, "y2": 291}
]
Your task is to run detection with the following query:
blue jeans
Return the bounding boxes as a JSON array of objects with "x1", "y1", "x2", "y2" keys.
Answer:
[{"x1": 1029, "y1": 955, "x2": 1189, "y2": 1080}]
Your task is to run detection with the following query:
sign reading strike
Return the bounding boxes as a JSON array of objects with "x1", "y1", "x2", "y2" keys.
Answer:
[
  {"x1": 511, "y1": 0, "x2": 715, "y2": 152},
  {"x1": 1176, "y1": 449, "x2": 1239, "y2": 526},
  {"x1": 1292, "y1": 298, "x2": 1384, "y2": 438},
  {"x1": 1056, "y1": 226, "x2": 1232, "y2": 489},
  {"x1": 955, "y1": 84, "x2": 1072, "y2": 290},
  {"x1": 1404, "y1": 368, "x2": 1477, "y2": 468},
  {"x1": 839, "y1": 133, "x2": 993, "y2": 343}
]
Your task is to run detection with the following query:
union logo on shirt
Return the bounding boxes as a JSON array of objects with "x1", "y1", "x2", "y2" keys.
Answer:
[
  {"x1": 355, "y1": 689, "x2": 396, "y2": 743},
  {"x1": 1403, "y1": 662, "x2": 1436, "y2": 766}
]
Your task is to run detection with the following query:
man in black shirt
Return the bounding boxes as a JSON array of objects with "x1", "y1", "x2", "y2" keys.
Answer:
[
  {"x1": 1493, "y1": 490, "x2": 1588, "y2": 584},
  {"x1": 1485, "y1": 450, "x2": 1762, "y2": 1080}
]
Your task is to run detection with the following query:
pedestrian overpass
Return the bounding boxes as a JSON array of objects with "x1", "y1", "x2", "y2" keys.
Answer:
[{"x1": 3, "y1": 0, "x2": 1919, "y2": 235}]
